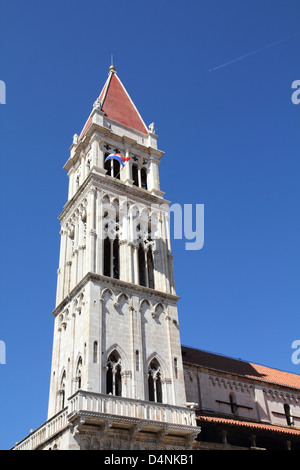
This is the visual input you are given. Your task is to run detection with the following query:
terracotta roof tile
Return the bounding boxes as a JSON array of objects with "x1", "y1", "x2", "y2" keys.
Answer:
[
  {"x1": 100, "y1": 72, "x2": 148, "y2": 135},
  {"x1": 197, "y1": 414, "x2": 300, "y2": 436},
  {"x1": 79, "y1": 69, "x2": 148, "y2": 140},
  {"x1": 182, "y1": 345, "x2": 300, "y2": 389}
]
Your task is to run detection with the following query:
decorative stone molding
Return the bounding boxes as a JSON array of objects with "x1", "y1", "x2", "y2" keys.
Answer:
[{"x1": 208, "y1": 375, "x2": 253, "y2": 394}]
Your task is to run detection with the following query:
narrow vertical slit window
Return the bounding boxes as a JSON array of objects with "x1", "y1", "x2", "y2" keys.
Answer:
[
  {"x1": 147, "y1": 247, "x2": 154, "y2": 289},
  {"x1": 93, "y1": 341, "x2": 98, "y2": 363},
  {"x1": 138, "y1": 243, "x2": 146, "y2": 286},
  {"x1": 174, "y1": 358, "x2": 178, "y2": 379},
  {"x1": 113, "y1": 238, "x2": 120, "y2": 279},
  {"x1": 104, "y1": 237, "x2": 111, "y2": 277},
  {"x1": 76, "y1": 357, "x2": 82, "y2": 391},
  {"x1": 229, "y1": 392, "x2": 237, "y2": 414},
  {"x1": 136, "y1": 350, "x2": 139, "y2": 372},
  {"x1": 59, "y1": 371, "x2": 66, "y2": 410}
]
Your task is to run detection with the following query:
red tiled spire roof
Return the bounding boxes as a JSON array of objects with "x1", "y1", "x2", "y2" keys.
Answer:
[{"x1": 79, "y1": 66, "x2": 148, "y2": 139}]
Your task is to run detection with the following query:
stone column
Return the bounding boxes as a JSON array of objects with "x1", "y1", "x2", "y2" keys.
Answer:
[
  {"x1": 80, "y1": 151, "x2": 86, "y2": 184},
  {"x1": 123, "y1": 146, "x2": 132, "y2": 184},
  {"x1": 91, "y1": 137, "x2": 99, "y2": 168},
  {"x1": 88, "y1": 188, "x2": 97, "y2": 273}
]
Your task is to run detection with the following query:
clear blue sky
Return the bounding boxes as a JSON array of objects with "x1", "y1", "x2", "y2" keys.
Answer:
[{"x1": 0, "y1": 0, "x2": 299, "y2": 450}]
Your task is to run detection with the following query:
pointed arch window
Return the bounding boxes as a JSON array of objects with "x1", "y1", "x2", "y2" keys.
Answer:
[
  {"x1": 141, "y1": 167, "x2": 148, "y2": 190},
  {"x1": 138, "y1": 243, "x2": 147, "y2": 287},
  {"x1": 103, "y1": 200, "x2": 120, "y2": 279},
  {"x1": 148, "y1": 358, "x2": 163, "y2": 403},
  {"x1": 147, "y1": 246, "x2": 154, "y2": 289},
  {"x1": 131, "y1": 163, "x2": 148, "y2": 189},
  {"x1": 106, "y1": 351, "x2": 122, "y2": 397},
  {"x1": 59, "y1": 371, "x2": 66, "y2": 410},
  {"x1": 75, "y1": 357, "x2": 82, "y2": 391},
  {"x1": 104, "y1": 153, "x2": 112, "y2": 176},
  {"x1": 113, "y1": 158, "x2": 121, "y2": 180},
  {"x1": 104, "y1": 152, "x2": 120, "y2": 179},
  {"x1": 132, "y1": 164, "x2": 139, "y2": 187},
  {"x1": 137, "y1": 242, "x2": 155, "y2": 289}
]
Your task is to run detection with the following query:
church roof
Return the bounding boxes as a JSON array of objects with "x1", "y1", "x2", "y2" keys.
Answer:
[
  {"x1": 197, "y1": 415, "x2": 300, "y2": 437},
  {"x1": 79, "y1": 66, "x2": 148, "y2": 139},
  {"x1": 182, "y1": 345, "x2": 300, "y2": 390}
]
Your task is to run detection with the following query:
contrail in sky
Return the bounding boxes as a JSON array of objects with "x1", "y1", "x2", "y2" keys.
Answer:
[{"x1": 209, "y1": 33, "x2": 299, "y2": 71}]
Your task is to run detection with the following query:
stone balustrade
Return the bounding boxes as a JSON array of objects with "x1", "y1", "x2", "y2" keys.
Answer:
[{"x1": 13, "y1": 391, "x2": 197, "y2": 450}]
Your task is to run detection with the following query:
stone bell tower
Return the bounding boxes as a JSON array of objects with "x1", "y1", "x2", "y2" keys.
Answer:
[{"x1": 13, "y1": 65, "x2": 198, "y2": 451}]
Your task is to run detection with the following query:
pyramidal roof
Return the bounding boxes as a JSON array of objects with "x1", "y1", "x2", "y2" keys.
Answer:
[{"x1": 79, "y1": 66, "x2": 149, "y2": 139}]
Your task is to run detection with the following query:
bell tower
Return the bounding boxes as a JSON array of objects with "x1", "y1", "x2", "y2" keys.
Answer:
[{"x1": 14, "y1": 65, "x2": 198, "y2": 451}]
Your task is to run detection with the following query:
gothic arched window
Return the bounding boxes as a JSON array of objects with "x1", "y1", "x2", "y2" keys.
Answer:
[
  {"x1": 59, "y1": 370, "x2": 66, "y2": 410},
  {"x1": 106, "y1": 351, "x2": 122, "y2": 397},
  {"x1": 132, "y1": 164, "x2": 139, "y2": 187},
  {"x1": 112, "y1": 238, "x2": 120, "y2": 279},
  {"x1": 147, "y1": 246, "x2": 154, "y2": 289},
  {"x1": 104, "y1": 153, "x2": 112, "y2": 176},
  {"x1": 113, "y1": 158, "x2": 120, "y2": 180},
  {"x1": 138, "y1": 243, "x2": 146, "y2": 286},
  {"x1": 141, "y1": 167, "x2": 148, "y2": 190},
  {"x1": 103, "y1": 200, "x2": 120, "y2": 279},
  {"x1": 75, "y1": 357, "x2": 82, "y2": 391},
  {"x1": 148, "y1": 358, "x2": 163, "y2": 403}
]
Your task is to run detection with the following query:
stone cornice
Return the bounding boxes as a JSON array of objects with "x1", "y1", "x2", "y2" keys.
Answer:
[
  {"x1": 58, "y1": 170, "x2": 170, "y2": 221},
  {"x1": 51, "y1": 272, "x2": 180, "y2": 318},
  {"x1": 65, "y1": 122, "x2": 164, "y2": 171}
]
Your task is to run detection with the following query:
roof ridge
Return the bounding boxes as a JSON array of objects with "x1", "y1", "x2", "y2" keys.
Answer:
[{"x1": 181, "y1": 344, "x2": 300, "y2": 378}]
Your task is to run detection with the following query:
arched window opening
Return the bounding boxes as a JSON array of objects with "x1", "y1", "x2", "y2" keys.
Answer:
[
  {"x1": 93, "y1": 341, "x2": 98, "y2": 364},
  {"x1": 106, "y1": 363, "x2": 113, "y2": 395},
  {"x1": 103, "y1": 200, "x2": 120, "y2": 278},
  {"x1": 59, "y1": 371, "x2": 66, "y2": 410},
  {"x1": 106, "y1": 351, "x2": 122, "y2": 397},
  {"x1": 284, "y1": 403, "x2": 293, "y2": 426},
  {"x1": 113, "y1": 158, "x2": 120, "y2": 180},
  {"x1": 104, "y1": 237, "x2": 111, "y2": 277},
  {"x1": 113, "y1": 238, "x2": 120, "y2": 279},
  {"x1": 132, "y1": 164, "x2": 139, "y2": 187},
  {"x1": 115, "y1": 364, "x2": 122, "y2": 396},
  {"x1": 76, "y1": 357, "x2": 82, "y2": 391},
  {"x1": 229, "y1": 392, "x2": 237, "y2": 414},
  {"x1": 148, "y1": 372, "x2": 155, "y2": 402},
  {"x1": 147, "y1": 247, "x2": 154, "y2": 289},
  {"x1": 141, "y1": 168, "x2": 148, "y2": 190},
  {"x1": 104, "y1": 153, "x2": 111, "y2": 176},
  {"x1": 138, "y1": 243, "x2": 146, "y2": 286},
  {"x1": 148, "y1": 359, "x2": 163, "y2": 403},
  {"x1": 156, "y1": 372, "x2": 162, "y2": 403}
]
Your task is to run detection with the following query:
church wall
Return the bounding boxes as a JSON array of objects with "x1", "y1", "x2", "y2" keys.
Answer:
[{"x1": 183, "y1": 362, "x2": 300, "y2": 430}]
